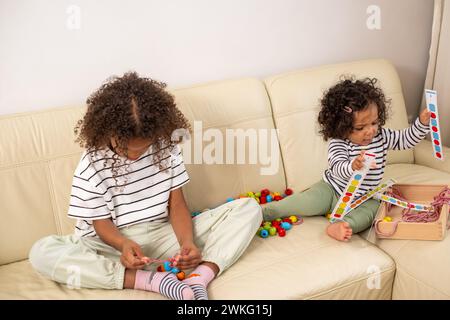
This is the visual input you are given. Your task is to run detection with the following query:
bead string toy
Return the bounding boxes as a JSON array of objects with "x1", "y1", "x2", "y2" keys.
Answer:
[
  {"x1": 257, "y1": 215, "x2": 303, "y2": 238},
  {"x1": 374, "y1": 186, "x2": 450, "y2": 237},
  {"x1": 345, "y1": 179, "x2": 396, "y2": 213},
  {"x1": 373, "y1": 193, "x2": 433, "y2": 212},
  {"x1": 144, "y1": 256, "x2": 186, "y2": 280},
  {"x1": 330, "y1": 153, "x2": 375, "y2": 222},
  {"x1": 425, "y1": 89, "x2": 444, "y2": 161}
]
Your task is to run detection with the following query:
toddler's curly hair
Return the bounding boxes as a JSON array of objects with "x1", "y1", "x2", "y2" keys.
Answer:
[
  {"x1": 318, "y1": 76, "x2": 390, "y2": 141},
  {"x1": 74, "y1": 71, "x2": 190, "y2": 187}
]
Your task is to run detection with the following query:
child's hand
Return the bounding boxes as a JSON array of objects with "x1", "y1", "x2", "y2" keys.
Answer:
[
  {"x1": 419, "y1": 108, "x2": 431, "y2": 126},
  {"x1": 174, "y1": 242, "x2": 202, "y2": 270},
  {"x1": 351, "y1": 150, "x2": 366, "y2": 171},
  {"x1": 120, "y1": 239, "x2": 149, "y2": 269}
]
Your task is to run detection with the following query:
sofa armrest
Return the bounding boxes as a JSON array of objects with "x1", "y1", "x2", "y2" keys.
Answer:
[{"x1": 414, "y1": 140, "x2": 450, "y2": 174}]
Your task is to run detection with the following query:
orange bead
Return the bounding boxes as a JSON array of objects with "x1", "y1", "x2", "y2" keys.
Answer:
[{"x1": 176, "y1": 271, "x2": 186, "y2": 280}]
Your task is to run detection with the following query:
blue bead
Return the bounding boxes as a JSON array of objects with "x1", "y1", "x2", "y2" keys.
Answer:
[
  {"x1": 266, "y1": 195, "x2": 273, "y2": 202},
  {"x1": 260, "y1": 229, "x2": 269, "y2": 238},
  {"x1": 226, "y1": 197, "x2": 234, "y2": 202},
  {"x1": 163, "y1": 261, "x2": 172, "y2": 271},
  {"x1": 171, "y1": 267, "x2": 179, "y2": 274},
  {"x1": 281, "y1": 222, "x2": 292, "y2": 230}
]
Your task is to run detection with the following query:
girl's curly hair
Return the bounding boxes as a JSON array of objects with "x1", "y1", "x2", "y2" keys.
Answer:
[
  {"x1": 318, "y1": 76, "x2": 391, "y2": 141},
  {"x1": 74, "y1": 71, "x2": 191, "y2": 188}
]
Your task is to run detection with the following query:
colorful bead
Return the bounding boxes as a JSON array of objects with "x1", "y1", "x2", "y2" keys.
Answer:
[
  {"x1": 285, "y1": 188, "x2": 293, "y2": 196},
  {"x1": 163, "y1": 261, "x2": 172, "y2": 272},
  {"x1": 269, "y1": 227, "x2": 277, "y2": 236},
  {"x1": 281, "y1": 221, "x2": 292, "y2": 230},
  {"x1": 260, "y1": 229, "x2": 269, "y2": 238}
]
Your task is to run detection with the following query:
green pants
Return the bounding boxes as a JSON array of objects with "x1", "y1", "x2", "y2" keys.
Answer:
[
  {"x1": 29, "y1": 198, "x2": 262, "y2": 290},
  {"x1": 262, "y1": 180, "x2": 380, "y2": 233}
]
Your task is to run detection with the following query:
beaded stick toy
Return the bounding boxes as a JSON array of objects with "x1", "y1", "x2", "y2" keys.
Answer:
[
  {"x1": 425, "y1": 89, "x2": 444, "y2": 161},
  {"x1": 330, "y1": 153, "x2": 375, "y2": 223}
]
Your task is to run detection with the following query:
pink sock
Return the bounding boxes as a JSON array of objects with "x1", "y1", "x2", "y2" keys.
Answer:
[
  {"x1": 182, "y1": 264, "x2": 216, "y2": 300},
  {"x1": 134, "y1": 270, "x2": 194, "y2": 300}
]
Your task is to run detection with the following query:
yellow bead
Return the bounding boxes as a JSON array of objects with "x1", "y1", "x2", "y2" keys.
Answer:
[
  {"x1": 289, "y1": 215, "x2": 298, "y2": 223},
  {"x1": 383, "y1": 216, "x2": 393, "y2": 222}
]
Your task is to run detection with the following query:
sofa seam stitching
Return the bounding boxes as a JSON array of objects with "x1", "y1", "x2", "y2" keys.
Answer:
[{"x1": 44, "y1": 161, "x2": 63, "y2": 235}]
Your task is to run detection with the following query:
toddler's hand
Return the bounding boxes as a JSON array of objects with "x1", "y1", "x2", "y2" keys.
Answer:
[
  {"x1": 419, "y1": 108, "x2": 431, "y2": 126},
  {"x1": 120, "y1": 239, "x2": 149, "y2": 269},
  {"x1": 351, "y1": 150, "x2": 366, "y2": 171}
]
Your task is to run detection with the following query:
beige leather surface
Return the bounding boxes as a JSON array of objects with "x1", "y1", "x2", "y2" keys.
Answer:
[
  {"x1": 264, "y1": 59, "x2": 413, "y2": 192},
  {"x1": 0, "y1": 217, "x2": 395, "y2": 300},
  {"x1": 0, "y1": 107, "x2": 85, "y2": 264},
  {"x1": 414, "y1": 140, "x2": 450, "y2": 174}
]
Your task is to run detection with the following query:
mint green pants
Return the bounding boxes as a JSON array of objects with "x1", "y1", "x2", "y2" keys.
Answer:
[
  {"x1": 262, "y1": 180, "x2": 380, "y2": 233},
  {"x1": 29, "y1": 198, "x2": 262, "y2": 290}
]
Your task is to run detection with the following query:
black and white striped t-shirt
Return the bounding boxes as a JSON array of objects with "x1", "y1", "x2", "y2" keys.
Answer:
[
  {"x1": 323, "y1": 118, "x2": 429, "y2": 198},
  {"x1": 68, "y1": 144, "x2": 190, "y2": 237}
]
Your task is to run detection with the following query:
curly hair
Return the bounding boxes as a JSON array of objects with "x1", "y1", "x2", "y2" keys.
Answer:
[
  {"x1": 74, "y1": 71, "x2": 191, "y2": 188},
  {"x1": 318, "y1": 76, "x2": 391, "y2": 141}
]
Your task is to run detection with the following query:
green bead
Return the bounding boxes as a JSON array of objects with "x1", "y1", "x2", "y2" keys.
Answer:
[{"x1": 269, "y1": 227, "x2": 277, "y2": 236}]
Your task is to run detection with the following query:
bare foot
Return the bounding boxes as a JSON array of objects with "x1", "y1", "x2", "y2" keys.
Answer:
[{"x1": 326, "y1": 221, "x2": 353, "y2": 241}]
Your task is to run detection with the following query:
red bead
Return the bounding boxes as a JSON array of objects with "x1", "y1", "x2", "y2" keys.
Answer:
[
  {"x1": 284, "y1": 188, "x2": 293, "y2": 196},
  {"x1": 261, "y1": 189, "x2": 270, "y2": 196},
  {"x1": 282, "y1": 218, "x2": 292, "y2": 223},
  {"x1": 260, "y1": 196, "x2": 267, "y2": 204},
  {"x1": 278, "y1": 229, "x2": 286, "y2": 237},
  {"x1": 272, "y1": 220, "x2": 281, "y2": 227},
  {"x1": 274, "y1": 195, "x2": 282, "y2": 201}
]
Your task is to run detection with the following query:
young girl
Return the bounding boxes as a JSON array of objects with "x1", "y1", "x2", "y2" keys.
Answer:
[
  {"x1": 29, "y1": 72, "x2": 262, "y2": 300},
  {"x1": 262, "y1": 77, "x2": 430, "y2": 241}
]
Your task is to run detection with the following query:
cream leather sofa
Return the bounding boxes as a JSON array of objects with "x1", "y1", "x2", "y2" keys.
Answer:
[{"x1": 1, "y1": 59, "x2": 449, "y2": 299}]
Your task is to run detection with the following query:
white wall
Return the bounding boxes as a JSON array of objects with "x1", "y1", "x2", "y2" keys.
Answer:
[{"x1": 0, "y1": 0, "x2": 434, "y2": 118}]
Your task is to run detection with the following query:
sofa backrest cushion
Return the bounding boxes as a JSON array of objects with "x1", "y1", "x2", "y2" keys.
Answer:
[
  {"x1": 264, "y1": 59, "x2": 412, "y2": 192},
  {"x1": 0, "y1": 107, "x2": 85, "y2": 264},
  {"x1": 171, "y1": 78, "x2": 286, "y2": 212}
]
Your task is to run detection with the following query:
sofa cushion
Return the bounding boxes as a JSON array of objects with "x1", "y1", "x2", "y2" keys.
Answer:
[
  {"x1": 0, "y1": 216, "x2": 395, "y2": 299},
  {"x1": 0, "y1": 107, "x2": 85, "y2": 264},
  {"x1": 264, "y1": 59, "x2": 413, "y2": 193}
]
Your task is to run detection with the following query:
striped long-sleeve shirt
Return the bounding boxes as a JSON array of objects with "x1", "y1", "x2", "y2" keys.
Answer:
[{"x1": 323, "y1": 117, "x2": 429, "y2": 198}]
